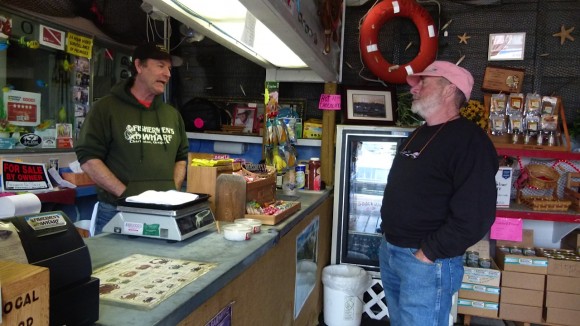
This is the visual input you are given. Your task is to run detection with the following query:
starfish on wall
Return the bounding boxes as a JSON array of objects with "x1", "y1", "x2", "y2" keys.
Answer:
[
  {"x1": 458, "y1": 32, "x2": 471, "y2": 44},
  {"x1": 553, "y1": 25, "x2": 575, "y2": 45}
]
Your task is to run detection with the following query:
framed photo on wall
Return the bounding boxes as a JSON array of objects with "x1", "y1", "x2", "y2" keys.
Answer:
[
  {"x1": 488, "y1": 32, "x2": 526, "y2": 61},
  {"x1": 233, "y1": 107, "x2": 257, "y2": 133},
  {"x1": 342, "y1": 86, "x2": 397, "y2": 125}
]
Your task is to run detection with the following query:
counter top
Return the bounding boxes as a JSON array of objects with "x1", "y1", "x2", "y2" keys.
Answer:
[{"x1": 86, "y1": 188, "x2": 331, "y2": 326}]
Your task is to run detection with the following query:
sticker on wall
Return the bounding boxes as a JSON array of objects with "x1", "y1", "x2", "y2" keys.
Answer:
[
  {"x1": 38, "y1": 24, "x2": 65, "y2": 50},
  {"x1": 66, "y1": 32, "x2": 93, "y2": 59}
]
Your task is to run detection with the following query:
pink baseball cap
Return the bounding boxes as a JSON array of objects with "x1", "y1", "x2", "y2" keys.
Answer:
[{"x1": 406, "y1": 61, "x2": 474, "y2": 100}]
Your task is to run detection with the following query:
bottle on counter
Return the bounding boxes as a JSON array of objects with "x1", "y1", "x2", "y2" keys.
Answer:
[
  {"x1": 308, "y1": 158, "x2": 321, "y2": 191},
  {"x1": 296, "y1": 164, "x2": 306, "y2": 189}
]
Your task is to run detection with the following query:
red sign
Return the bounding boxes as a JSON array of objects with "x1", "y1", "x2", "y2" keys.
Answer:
[
  {"x1": 39, "y1": 24, "x2": 65, "y2": 50},
  {"x1": 1, "y1": 160, "x2": 52, "y2": 192}
]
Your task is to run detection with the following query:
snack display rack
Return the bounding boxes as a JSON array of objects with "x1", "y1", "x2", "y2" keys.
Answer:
[{"x1": 484, "y1": 95, "x2": 570, "y2": 152}]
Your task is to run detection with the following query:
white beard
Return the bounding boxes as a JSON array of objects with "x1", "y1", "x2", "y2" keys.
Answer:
[{"x1": 411, "y1": 92, "x2": 442, "y2": 119}]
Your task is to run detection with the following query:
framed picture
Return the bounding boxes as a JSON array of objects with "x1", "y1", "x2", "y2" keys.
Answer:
[
  {"x1": 342, "y1": 86, "x2": 397, "y2": 125},
  {"x1": 233, "y1": 107, "x2": 257, "y2": 133},
  {"x1": 488, "y1": 32, "x2": 526, "y2": 61}
]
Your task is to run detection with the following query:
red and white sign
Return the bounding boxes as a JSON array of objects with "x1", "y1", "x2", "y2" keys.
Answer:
[
  {"x1": 3, "y1": 90, "x2": 41, "y2": 126},
  {"x1": 39, "y1": 24, "x2": 65, "y2": 50}
]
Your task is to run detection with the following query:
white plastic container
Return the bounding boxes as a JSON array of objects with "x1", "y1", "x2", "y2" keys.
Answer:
[
  {"x1": 321, "y1": 264, "x2": 372, "y2": 326},
  {"x1": 234, "y1": 218, "x2": 262, "y2": 233},
  {"x1": 222, "y1": 224, "x2": 252, "y2": 241}
]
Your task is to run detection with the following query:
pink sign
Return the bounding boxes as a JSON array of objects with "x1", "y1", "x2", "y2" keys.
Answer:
[
  {"x1": 490, "y1": 217, "x2": 523, "y2": 242},
  {"x1": 318, "y1": 94, "x2": 341, "y2": 110}
]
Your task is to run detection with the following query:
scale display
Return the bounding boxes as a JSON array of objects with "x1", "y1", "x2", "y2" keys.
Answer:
[{"x1": 103, "y1": 195, "x2": 216, "y2": 242}]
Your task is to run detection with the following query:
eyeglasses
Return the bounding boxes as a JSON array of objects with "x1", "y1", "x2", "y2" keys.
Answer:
[
  {"x1": 398, "y1": 117, "x2": 456, "y2": 160},
  {"x1": 399, "y1": 150, "x2": 421, "y2": 159}
]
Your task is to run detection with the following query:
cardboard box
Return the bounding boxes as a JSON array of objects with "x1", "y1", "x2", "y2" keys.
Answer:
[
  {"x1": 546, "y1": 291, "x2": 580, "y2": 310},
  {"x1": 499, "y1": 303, "x2": 543, "y2": 324},
  {"x1": 466, "y1": 239, "x2": 491, "y2": 259},
  {"x1": 500, "y1": 287, "x2": 544, "y2": 307},
  {"x1": 496, "y1": 229, "x2": 534, "y2": 249},
  {"x1": 501, "y1": 271, "x2": 545, "y2": 291},
  {"x1": 548, "y1": 257, "x2": 580, "y2": 277},
  {"x1": 303, "y1": 119, "x2": 322, "y2": 139},
  {"x1": 547, "y1": 275, "x2": 580, "y2": 294},
  {"x1": 561, "y1": 229, "x2": 580, "y2": 251},
  {"x1": 545, "y1": 307, "x2": 580, "y2": 326},
  {"x1": 61, "y1": 172, "x2": 95, "y2": 186},
  {"x1": 496, "y1": 166, "x2": 513, "y2": 207},
  {"x1": 495, "y1": 250, "x2": 548, "y2": 274},
  {"x1": 0, "y1": 261, "x2": 50, "y2": 326},
  {"x1": 457, "y1": 298, "x2": 499, "y2": 319},
  {"x1": 459, "y1": 282, "x2": 500, "y2": 302},
  {"x1": 462, "y1": 259, "x2": 501, "y2": 287}
]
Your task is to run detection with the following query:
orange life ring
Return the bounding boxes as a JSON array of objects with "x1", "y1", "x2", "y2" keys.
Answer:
[{"x1": 359, "y1": 0, "x2": 438, "y2": 84}]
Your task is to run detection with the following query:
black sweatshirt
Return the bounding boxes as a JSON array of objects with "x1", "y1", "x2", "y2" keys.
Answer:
[{"x1": 380, "y1": 117, "x2": 499, "y2": 261}]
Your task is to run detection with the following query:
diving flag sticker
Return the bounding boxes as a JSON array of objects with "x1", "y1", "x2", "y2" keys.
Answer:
[{"x1": 39, "y1": 24, "x2": 65, "y2": 50}]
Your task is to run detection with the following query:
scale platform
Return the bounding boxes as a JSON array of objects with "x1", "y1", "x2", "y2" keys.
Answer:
[{"x1": 102, "y1": 193, "x2": 216, "y2": 242}]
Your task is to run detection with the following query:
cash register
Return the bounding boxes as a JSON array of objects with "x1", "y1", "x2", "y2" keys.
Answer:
[
  {"x1": 2, "y1": 211, "x2": 99, "y2": 326},
  {"x1": 102, "y1": 193, "x2": 216, "y2": 242}
]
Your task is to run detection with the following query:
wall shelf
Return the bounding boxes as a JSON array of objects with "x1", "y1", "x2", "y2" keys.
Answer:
[
  {"x1": 496, "y1": 203, "x2": 580, "y2": 223},
  {"x1": 494, "y1": 145, "x2": 580, "y2": 243},
  {"x1": 496, "y1": 147, "x2": 580, "y2": 161},
  {"x1": 186, "y1": 132, "x2": 322, "y2": 146}
]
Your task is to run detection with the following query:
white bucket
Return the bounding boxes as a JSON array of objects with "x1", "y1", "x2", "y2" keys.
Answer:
[{"x1": 322, "y1": 265, "x2": 372, "y2": 326}]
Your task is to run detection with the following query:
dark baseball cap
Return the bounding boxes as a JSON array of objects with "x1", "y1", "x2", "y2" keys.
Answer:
[{"x1": 132, "y1": 42, "x2": 172, "y2": 63}]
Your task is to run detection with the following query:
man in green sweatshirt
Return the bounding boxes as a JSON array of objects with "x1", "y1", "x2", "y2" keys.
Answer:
[{"x1": 75, "y1": 42, "x2": 189, "y2": 234}]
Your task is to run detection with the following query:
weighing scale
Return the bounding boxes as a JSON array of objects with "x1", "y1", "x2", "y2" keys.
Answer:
[{"x1": 102, "y1": 193, "x2": 216, "y2": 242}]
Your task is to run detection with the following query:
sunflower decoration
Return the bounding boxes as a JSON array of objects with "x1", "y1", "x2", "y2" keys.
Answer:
[{"x1": 460, "y1": 99, "x2": 488, "y2": 130}]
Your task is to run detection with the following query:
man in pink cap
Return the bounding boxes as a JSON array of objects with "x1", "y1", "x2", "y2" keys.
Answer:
[{"x1": 379, "y1": 61, "x2": 499, "y2": 325}]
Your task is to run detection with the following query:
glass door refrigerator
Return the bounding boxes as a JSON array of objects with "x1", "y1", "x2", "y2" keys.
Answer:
[{"x1": 331, "y1": 124, "x2": 414, "y2": 320}]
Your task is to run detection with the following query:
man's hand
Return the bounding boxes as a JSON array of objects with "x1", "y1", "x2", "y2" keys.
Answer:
[{"x1": 415, "y1": 249, "x2": 433, "y2": 263}]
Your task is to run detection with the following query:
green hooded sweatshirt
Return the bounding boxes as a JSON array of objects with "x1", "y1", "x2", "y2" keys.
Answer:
[{"x1": 75, "y1": 78, "x2": 189, "y2": 205}]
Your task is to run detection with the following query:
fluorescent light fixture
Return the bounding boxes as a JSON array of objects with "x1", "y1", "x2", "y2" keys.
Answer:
[
  {"x1": 147, "y1": 0, "x2": 343, "y2": 82},
  {"x1": 167, "y1": 0, "x2": 306, "y2": 68}
]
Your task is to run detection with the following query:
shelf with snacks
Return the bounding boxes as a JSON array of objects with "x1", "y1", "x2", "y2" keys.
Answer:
[{"x1": 485, "y1": 94, "x2": 571, "y2": 154}]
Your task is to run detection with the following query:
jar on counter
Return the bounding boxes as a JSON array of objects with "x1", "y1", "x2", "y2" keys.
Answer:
[
  {"x1": 308, "y1": 158, "x2": 321, "y2": 191},
  {"x1": 296, "y1": 164, "x2": 306, "y2": 189}
]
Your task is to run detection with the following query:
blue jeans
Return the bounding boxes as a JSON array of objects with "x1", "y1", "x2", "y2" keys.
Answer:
[
  {"x1": 94, "y1": 201, "x2": 119, "y2": 235},
  {"x1": 379, "y1": 239, "x2": 463, "y2": 326}
]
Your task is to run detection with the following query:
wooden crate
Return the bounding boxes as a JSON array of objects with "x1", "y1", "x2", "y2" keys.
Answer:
[
  {"x1": 245, "y1": 201, "x2": 301, "y2": 225},
  {"x1": 564, "y1": 172, "x2": 580, "y2": 212},
  {"x1": 0, "y1": 261, "x2": 49, "y2": 326},
  {"x1": 186, "y1": 153, "x2": 234, "y2": 212},
  {"x1": 246, "y1": 172, "x2": 276, "y2": 206}
]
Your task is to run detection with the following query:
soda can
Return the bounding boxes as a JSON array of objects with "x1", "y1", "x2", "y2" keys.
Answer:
[
  {"x1": 497, "y1": 245, "x2": 510, "y2": 254},
  {"x1": 523, "y1": 247, "x2": 536, "y2": 256},
  {"x1": 510, "y1": 246, "x2": 523, "y2": 255},
  {"x1": 466, "y1": 250, "x2": 479, "y2": 267},
  {"x1": 479, "y1": 258, "x2": 492, "y2": 269}
]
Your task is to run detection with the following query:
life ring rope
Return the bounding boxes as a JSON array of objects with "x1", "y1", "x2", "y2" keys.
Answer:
[{"x1": 358, "y1": 0, "x2": 439, "y2": 84}]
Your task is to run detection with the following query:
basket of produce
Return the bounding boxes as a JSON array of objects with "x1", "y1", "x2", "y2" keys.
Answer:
[{"x1": 524, "y1": 164, "x2": 560, "y2": 189}]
